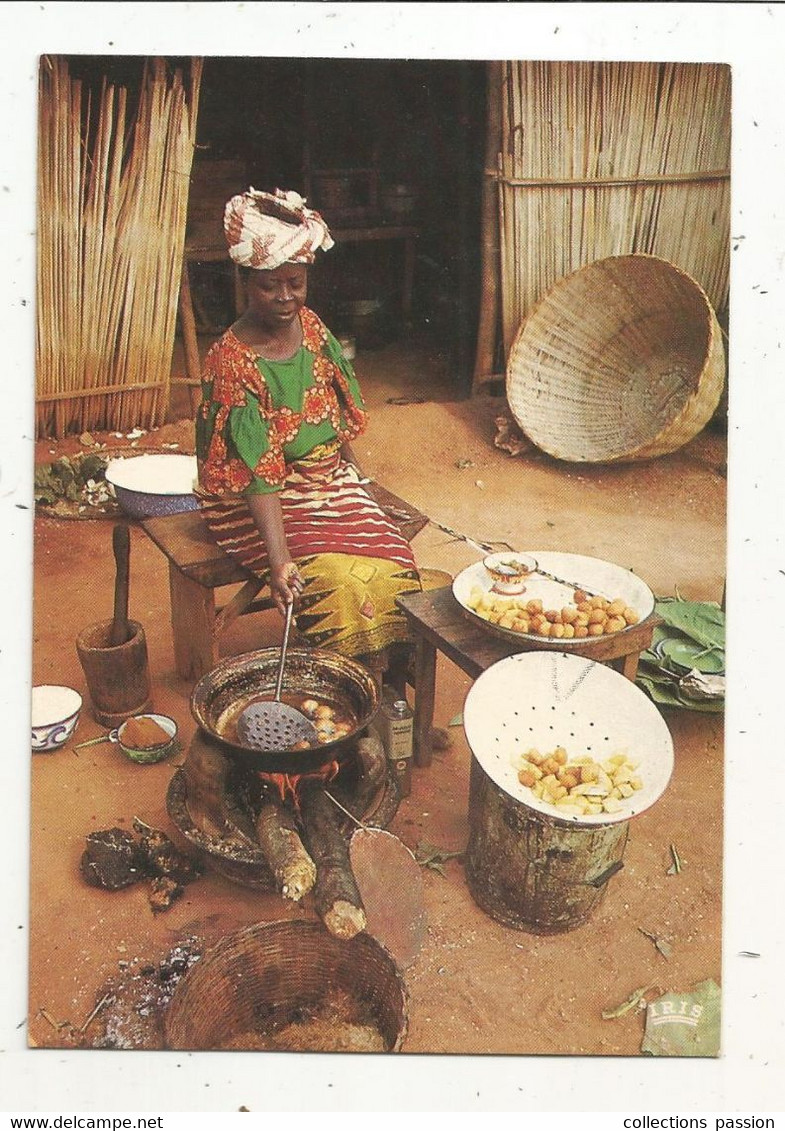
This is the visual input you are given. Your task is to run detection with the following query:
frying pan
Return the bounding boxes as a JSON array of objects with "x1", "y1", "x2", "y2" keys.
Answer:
[{"x1": 190, "y1": 647, "x2": 381, "y2": 774}]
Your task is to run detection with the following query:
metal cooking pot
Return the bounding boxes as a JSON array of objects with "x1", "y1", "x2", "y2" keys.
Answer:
[{"x1": 190, "y1": 648, "x2": 381, "y2": 774}]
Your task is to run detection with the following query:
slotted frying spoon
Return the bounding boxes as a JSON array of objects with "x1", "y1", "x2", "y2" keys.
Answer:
[{"x1": 237, "y1": 602, "x2": 319, "y2": 752}]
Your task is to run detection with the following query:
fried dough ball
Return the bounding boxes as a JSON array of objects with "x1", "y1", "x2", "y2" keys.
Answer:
[{"x1": 470, "y1": 578, "x2": 643, "y2": 640}]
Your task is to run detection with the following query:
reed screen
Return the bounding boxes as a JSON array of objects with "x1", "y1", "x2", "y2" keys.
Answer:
[
  {"x1": 496, "y1": 62, "x2": 730, "y2": 354},
  {"x1": 36, "y1": 56, "x2": 202, "y2": 438}
]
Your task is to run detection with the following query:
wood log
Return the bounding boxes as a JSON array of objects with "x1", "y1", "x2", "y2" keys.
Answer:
[
  {"x1": 254, "y1": 793, "x2": 316, "y2": 902},
  {"x1": 329, "y1": 728, "x2": 387, "y2": 822},
  {"x1": 298, "y1": 783, "x2": 367, "y2": 939}
]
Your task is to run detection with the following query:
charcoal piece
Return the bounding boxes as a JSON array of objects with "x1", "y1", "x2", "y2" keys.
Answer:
[
  {"x1": 133, "y1": 819, "x2": 202, "y2": 884},
  {"x1": 80, "y1": 828, "x2": 144, "y2": 890},
  {"x1": 148, "y1": 875, "x2": 184, "y2": 914}
]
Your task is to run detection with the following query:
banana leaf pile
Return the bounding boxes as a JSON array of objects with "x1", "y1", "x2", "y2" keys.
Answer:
[
  {"x1": 34, "y1": 452, "x2": 116, "y2": 516},
  {"x1": 636, "y1": 597, "x2": 725, "y2": 713}
]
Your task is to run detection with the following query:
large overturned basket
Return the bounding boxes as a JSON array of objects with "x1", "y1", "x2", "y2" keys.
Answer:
[{"x1": 506, "y1": 254, "x2": 726, "y2": 463}]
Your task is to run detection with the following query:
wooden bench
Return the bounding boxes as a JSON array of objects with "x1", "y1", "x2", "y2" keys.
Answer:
[{"x1": 140, "y1": 484, "x2": 429, "y2": 681}]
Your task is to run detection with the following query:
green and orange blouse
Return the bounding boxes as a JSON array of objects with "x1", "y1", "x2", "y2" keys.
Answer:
[{"x1": 196, "y1": 307, "x2": 368, "y2": 495}]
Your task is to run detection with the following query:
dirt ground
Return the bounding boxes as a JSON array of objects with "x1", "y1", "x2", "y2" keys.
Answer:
[{"x1": 29, "y1": 334, "x2": 726, "y2": 1057}]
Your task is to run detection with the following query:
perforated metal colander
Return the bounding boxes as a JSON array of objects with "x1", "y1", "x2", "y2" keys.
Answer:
[{"x1": 462, "y1": 651, "x2": 674, "y2": 826}]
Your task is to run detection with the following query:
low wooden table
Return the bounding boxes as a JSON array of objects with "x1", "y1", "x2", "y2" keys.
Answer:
[
  {"x1": 396, "y1": 586, "x2": 661, "y2": 769},
  {"x1": 140, "y1": 484, "x2": 429, "y2": 681}
]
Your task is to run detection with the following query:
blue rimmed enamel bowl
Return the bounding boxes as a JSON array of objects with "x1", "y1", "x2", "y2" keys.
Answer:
[{"x1": 32, "y1": 685, "x2": 83, "y2": 752}]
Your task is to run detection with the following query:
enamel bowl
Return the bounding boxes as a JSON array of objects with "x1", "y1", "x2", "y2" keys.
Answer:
[
  {"x1": 32, "y1": 685, "x2": 83, "y2": 752},
  {"x1": 483, "y1": 552, "x2": 537, "y2": 595},
  {"x1": 105, "y1": 454, "x2": 199, "y2": 519}
]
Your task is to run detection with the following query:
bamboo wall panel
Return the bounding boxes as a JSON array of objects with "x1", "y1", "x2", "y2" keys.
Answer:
[
  {"x1": 36, "y1": 56, "x2": 203, "y2": 438},
  {"x1": 494, "y1": 62, "x2": 730, "y2": 356}
]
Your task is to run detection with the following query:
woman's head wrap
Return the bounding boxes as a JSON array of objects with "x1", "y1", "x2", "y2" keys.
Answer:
[{"x1": 224, "y1": 187, "x2": 334, "y2": 270}]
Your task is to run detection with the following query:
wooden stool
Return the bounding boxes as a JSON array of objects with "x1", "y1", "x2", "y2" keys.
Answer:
[
  {"x1": 395, "y1": 586, "x2": 661, "y2": 770},
  {"x1": 140, "y1": 485, "x2": 429, "y2": 681}
]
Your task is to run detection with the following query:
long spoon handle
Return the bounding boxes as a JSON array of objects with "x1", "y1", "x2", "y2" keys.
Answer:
[{"x1": 274, "y1": 601, "x2": 294, "y2": 702}]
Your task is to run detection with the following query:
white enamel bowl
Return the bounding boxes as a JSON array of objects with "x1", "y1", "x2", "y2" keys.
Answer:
[
  {"x1": 453, "y1": 550, "x2": 654, "y2": 647},
  {"x1": 105, "y1": 454, "x2": 199, "y2": 519},
  {"x1": 32, "y1": 685, "x2": 83, "y2": 752}
]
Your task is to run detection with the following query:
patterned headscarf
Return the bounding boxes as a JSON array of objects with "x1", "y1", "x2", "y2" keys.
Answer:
[{"x1": 224, "y1": 187, "x2": 334, "y2": 270}]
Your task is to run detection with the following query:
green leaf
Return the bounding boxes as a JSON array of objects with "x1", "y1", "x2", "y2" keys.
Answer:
[
  {"x1": 659, "y1": 637, "x2": 725, "y2": 674},
  {"x1": 635, "y1": 673, "x2": 724, "y2": 713},
  {"x1": 655, "y1": 599, "x2": 725, "y2": 651},
  {"x1": 602, "y1": 984, "x2": 657, "y2": 1020},
  {"x1": 415, "y1": 839, "x2": 463, "y2": 875},
  {"x1": 639, "y1": 928, "x2": 673, "y2": 959},
  {"x1": 667, "y1": 844, "x2": 683, "y2": 875}
]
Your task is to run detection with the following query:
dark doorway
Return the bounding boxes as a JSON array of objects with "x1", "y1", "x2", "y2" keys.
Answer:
[{"x1": 192, "y1": 56, "x2": 487, "y2": 393}]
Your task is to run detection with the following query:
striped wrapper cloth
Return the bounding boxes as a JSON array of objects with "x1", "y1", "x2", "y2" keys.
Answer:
[{"x1": 197, "y1": 447, "x2": 421, "y2": 657}]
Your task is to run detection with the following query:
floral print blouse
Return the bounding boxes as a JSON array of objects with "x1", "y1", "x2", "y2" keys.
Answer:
[{"x1": 196, "y1": 307, "x2": 368, "y2": 495}]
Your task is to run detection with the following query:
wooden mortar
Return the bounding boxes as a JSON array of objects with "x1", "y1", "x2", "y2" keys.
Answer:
[{"x1": 75, "y1": 618, "x2": 152, "y2": 727}]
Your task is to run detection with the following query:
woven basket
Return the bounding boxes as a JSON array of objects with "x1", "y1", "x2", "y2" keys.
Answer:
[
  {"x1": 163, "y1": 919, "x2": 408, "y2": 1052},
  {"x1": 506, "y1": 255, "x2": 726, "y2": 463}
]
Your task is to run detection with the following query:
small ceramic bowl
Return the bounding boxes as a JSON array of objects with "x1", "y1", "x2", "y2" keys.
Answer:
[
  {"x1": 32, "y1": 685, "x2": 83, "y2": 752},
  {"x1": 116, "y1": 714, "x2": 178, "y2": 764},
  {"x1": 483, "y1": 552, "x2": 537, "y2": 596}
]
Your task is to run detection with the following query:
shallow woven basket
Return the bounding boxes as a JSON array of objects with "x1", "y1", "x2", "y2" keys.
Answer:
[
  {"x1": 164, "y1": 919, "x2": 408, "y2": 1052},
  {"x1": 506, "y1": 255, "x2": 726, "y2": 463}
]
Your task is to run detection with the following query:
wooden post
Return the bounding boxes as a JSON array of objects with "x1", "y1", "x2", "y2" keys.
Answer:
[
  {"x1": 413, "y1": 635, "x2": 437, "y2": 768},
  {"x1": 178, "y1": 258, "x2": 202, "y2": 385},
  {"x1": 472, "y1": 61, "x2": 503, "y2": 396}
]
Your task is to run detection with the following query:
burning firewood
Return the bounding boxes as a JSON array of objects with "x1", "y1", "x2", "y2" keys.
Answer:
[
  {"x1": 298, "y1": 783, "x2": 367, "y2": 940},
  {"x1": 254, "y1": 793, "x2": 316, "y2": 902}
]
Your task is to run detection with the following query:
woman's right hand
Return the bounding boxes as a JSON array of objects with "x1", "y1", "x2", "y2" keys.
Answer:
[
  {"x1": 244, "y1": 494, "x2": 302, "y2": 617},
  {"x1": 269, "y1": 561, "x2": 304, "y2": 617}
]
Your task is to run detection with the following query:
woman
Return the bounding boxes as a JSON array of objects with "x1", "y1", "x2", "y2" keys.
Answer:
[{"x1": 195, "y1": 187, "x2": 422, "y2": 685}]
